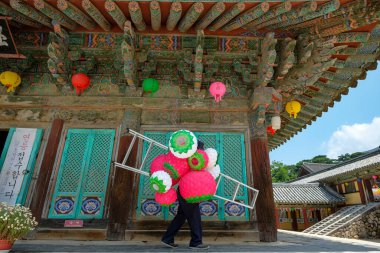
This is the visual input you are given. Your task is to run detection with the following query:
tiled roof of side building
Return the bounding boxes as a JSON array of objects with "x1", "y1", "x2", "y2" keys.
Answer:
[
  {"x1": 301, "y1": 162, "x2": 335, "y2": 173},
  {"x1": 273, "y1": 183, "x2": 345, "y2": 205},
  {"x1": 291, "y1": 146, "x2": 380, "y2": 184}
]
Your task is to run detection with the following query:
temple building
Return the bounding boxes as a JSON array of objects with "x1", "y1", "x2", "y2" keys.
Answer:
[{"x1": 0, "y1": 0, "x2": 379, "y2": 242}]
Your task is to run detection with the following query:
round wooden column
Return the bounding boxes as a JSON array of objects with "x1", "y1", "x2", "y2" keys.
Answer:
[
  {"x1": 107, "y1": 109, "x2": 141, "y2": 240},
  {"x1": 250, "y1": 136, "x2": 277, "y2": 242}
]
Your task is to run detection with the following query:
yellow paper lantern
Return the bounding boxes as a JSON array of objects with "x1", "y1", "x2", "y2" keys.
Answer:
[
  {"x1": 0, "y1": 71, "x2": 21, "y2": 92},
  {"x1": 285, "y1": 100, "x2": 301, "y2": 118}
]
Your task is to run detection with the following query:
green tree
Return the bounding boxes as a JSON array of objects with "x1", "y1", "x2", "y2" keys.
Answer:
[{"x1": 271, "y1": 161, "x2": 298, "y2": 183}]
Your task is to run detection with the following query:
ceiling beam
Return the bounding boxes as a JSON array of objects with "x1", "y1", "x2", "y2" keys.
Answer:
[
  {"x1": 244, "y1": 1, "x2": 292, "y2": 30},
  {"x1": 57, "y1": 0, "x2": 96, "y2": 30},
  {"x1": 33, "y1": 0, "x2": 77, "y2": 30},
  {"x1": 82, "y1": 0, "x2": 111, "y2": 31},
  {"x1": 223, "y1": 2, "x2": 269, "y2": 32},
  {"x1": 10, "y1": 0, "x2": 51, "y2": 27},
  {"x1": 272, "y1": 0, "x2": 341, "y2": 30},
  {"x1": 208, "y1": 2, "x2": 245, "y2": 31},
  {"x1": 104, "y1": 0, "x2": 126, "y2": 30},
  {"x1": 178, "y1": 2, "x2": 204, "y2": 33},
  {"x1": 256, "y1": 1, "x2": 317, "y2": 30},
  {"x1": 150, "y1": 0, "x2": 161, "y2": 31},
  {"x1": 0, "y1": 1, "x2": 42, "y2": 28},
  {"x1": 195, "y1": 2, "x2": 225, "y2": 31},
  {"x1": 128, "y1": 1, "x2": 146, "y2": 31},
  {"x1": 166, "y1": 1, "x2": 182, "y2": 31}
]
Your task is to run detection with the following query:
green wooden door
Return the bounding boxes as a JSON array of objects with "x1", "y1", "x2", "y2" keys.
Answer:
[
  {"x1": 137, "y1": 131, "x2": 248, "y2": 221},
  {"x1": 48, "y1": 129, "x2": 115, "y2": 219}
]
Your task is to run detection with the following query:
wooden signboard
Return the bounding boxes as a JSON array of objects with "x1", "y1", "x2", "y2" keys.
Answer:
[{"x1": 0, "y1": 17, "x2": 25, "y2": 59}]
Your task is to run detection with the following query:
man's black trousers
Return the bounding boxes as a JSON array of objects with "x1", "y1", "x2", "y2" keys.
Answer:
[{"x1": 161, "y1": 189, "x2": 202, "y2": 247}]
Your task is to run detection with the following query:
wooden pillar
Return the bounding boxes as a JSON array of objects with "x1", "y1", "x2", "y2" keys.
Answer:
[
  {"x1": 274, "y1": 208, "x2": 280, "y2": 229},
  {"x1": 302, "y1": 208, "x2": 309, "y2": 229},
  {"x1": 107, "y1": 109, "x2": 141, "y2": 240},
  {"x1": 249, "y1": 87, "x2": 281, "y2": 242},
  {"x1": 107, "y1": 135, "x2": 138, "y2": 240},
  {"x1": 364, "y1": 179, "x2": 374, "y2": 202},
  {"x1": 250, "y1": 137, "x2": 277, "y2": 241},
  {"x1": 30, "y1": 118, "x2": 64, "y2": 221},
  {"x1": 357, "y1": 179, "x2": 367, "y2": 204}
]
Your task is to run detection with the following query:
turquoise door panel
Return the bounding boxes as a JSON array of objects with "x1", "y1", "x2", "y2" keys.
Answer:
[
  {"x1": 77, "y1": 130, "x2": 115, "y2": 219},
  {"x1": 49, "y1": 129, "x2": 115, "y2": 219},
  {"x1": 137, "y1": 132, "x2": 168, "y2": 219},
  {"x1": 137, "y1": 131, "x2": 249, "y2": 221}
]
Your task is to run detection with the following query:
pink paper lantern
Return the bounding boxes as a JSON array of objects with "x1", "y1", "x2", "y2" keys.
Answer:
[
  {"x1": 179, "y1": 170, "x2": 216, "y2": 203},
  {"x1": 373, "y1": 175, "x2": 378, "y2": 179},
  {"x1": 209, "y1": 82, "x2": 226, "y2": 102},
  {"x1": 155, "y1": 188, "x2": 177, "y2": 206},
  {"x1": 188, "y1": 149, "x2": 209, "y2": 171}
]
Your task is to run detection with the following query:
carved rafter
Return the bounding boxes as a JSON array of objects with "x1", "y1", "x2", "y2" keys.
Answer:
[
  {"x1": 10, "y1": 0, "x2": 51, "y2": 27},
  {"x1": 276, "y1": 38, "x2": 296, "y2": 80},
  {"x1": 275, "y1": 34, "x2": 347, "y2": 102},
  {"x1": 47, "y1": 21, "x2": 70, "y2": 87},
  {"x1": 257, "y1": 32, "x2": 277, "y2": 87},
  {"x1": 166, "y1": 1, "x2": 182, "y2": 31},
  {"x1": 104, "y1": 0, "x2": 126, "y2": 30},
  {"x1": 193, "y1": 30, "x2": 204, "y2": 92},
  {"x1": 47, "y1": 22, "x2": 95, "y2": 90},
  {"x1": 0, "y1": 1, "x2": 42, "y2": 28},
  {"x1": 121, "y1": 21, "x2": 136, "y2": 88}
]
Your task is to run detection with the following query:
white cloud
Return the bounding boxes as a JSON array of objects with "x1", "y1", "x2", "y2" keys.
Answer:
[{"x1": 325, "y1": 117, "x2": 380, "y2": 158}]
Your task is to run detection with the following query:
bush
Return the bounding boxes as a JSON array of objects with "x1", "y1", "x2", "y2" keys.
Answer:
[{"x1": 0, "y1": 202, "x2": 38, "y2": 243}]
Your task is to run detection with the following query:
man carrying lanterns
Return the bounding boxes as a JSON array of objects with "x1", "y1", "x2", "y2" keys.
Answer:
[{"x1": 147, "y1": 130, "x2": 220, "y2": 250}]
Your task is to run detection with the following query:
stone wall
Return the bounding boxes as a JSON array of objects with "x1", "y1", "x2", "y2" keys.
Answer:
[{"x1": 332, "y1": 206, "x2": 380, "y2": 239}]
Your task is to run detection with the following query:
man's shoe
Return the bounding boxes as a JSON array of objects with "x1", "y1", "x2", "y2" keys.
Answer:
[
  {"x1": 161, "y1": 240, "x2": 179, "y2": 248},
  {"x1": 189, "y1": 244, "x2": 209, "y2": 250}
]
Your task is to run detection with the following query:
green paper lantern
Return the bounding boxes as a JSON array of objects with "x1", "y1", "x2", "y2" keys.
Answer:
[{"x1": 143, "y1": 78, "x2": 159, "y2": 94}]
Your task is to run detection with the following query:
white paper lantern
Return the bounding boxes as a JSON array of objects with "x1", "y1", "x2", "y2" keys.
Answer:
[
  {"x1": 150, "y1": 171, "x2": 172, "y2": 193},
  {"x1": 205, "y1": 148, "x2": 218, "y2": 169},
  {"x1": 206, "y1": 164, "x2": 221, "y2": 179},
  {"x1": 271, "y1": 116, "x2": 281, "y2": 130}
]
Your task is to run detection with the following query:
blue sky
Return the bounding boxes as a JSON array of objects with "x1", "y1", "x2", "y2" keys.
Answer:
[{"x1": 270, "y1": 62, "x2": 380, "y2": 165}]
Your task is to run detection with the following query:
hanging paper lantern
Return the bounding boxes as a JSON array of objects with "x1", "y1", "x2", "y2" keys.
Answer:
[
  {"x1": 150, "y1": 171, "x2": 172, "y2": 193},
  {"x1": 169, "y1": 130, "x2": 198, "y2": 159},
  {"x1": 163, "y1": 152, "x2": 191, "y2": 185},
  {"x1": 209, "y1": 82, "x2": 226, "y2": 102},
  {"x1": 142, "y1": 78, "x2": 159, "y2": 95},
  {"x1": 285, "y1": 100, "x2": 301, "y2": 118},
  {"x1": 150, "y1": 154, "x2": 167, "y2": 174},
  {"x1": 0, "y1": 71, "x2": 21, "y2": 92},
  {"x1": 205, "y1": 148, "x2": 218, "y2": 169},
  {"x1": 206, "y1": 164, "x2": 220, "y2": 180},
  {"x1": 71, "y1": 73, "x2": 90, "y2": 95},
  {"x1": 357, "y1": 178, "x2": 362, "y2": 183},
  {"x1": 188, "y1": 149, "x2": 209, "y2": 171},
  {"x1": 155, "y1": 188, "x2": 177, "y2": 206},
  {"x1": 267, "y1": 126, "x2": 276, "y2": 135},
  {"x1": 271, "y1": 116, "x2": 281, "y2": 130},
  {"x1": 373, "y1": 175, "x2": 378, "y2": 179},
  {"x1": 344, "y1": 182, "x2": 349, "y2": 186},
  {"x1": 179, "y1": 170, "x2": 216, "y2": 203}
]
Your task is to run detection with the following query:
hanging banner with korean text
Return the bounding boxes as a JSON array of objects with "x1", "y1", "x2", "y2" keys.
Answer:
[{"x1": 0, "y1": 128, "x2": 37, "y2": 205}]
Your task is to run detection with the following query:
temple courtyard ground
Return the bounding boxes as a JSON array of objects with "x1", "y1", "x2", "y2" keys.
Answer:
[{"x1": 10, "y1": 230, "x2": 380, "y2": 253}]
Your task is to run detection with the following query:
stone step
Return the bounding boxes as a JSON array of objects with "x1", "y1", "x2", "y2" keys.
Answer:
[
  {"x1": 126, "y1": 229, "x2": 259, "y2": 242},
  {"x1": 31, "y1": 228, "x2": 259, "y2": 242}
]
